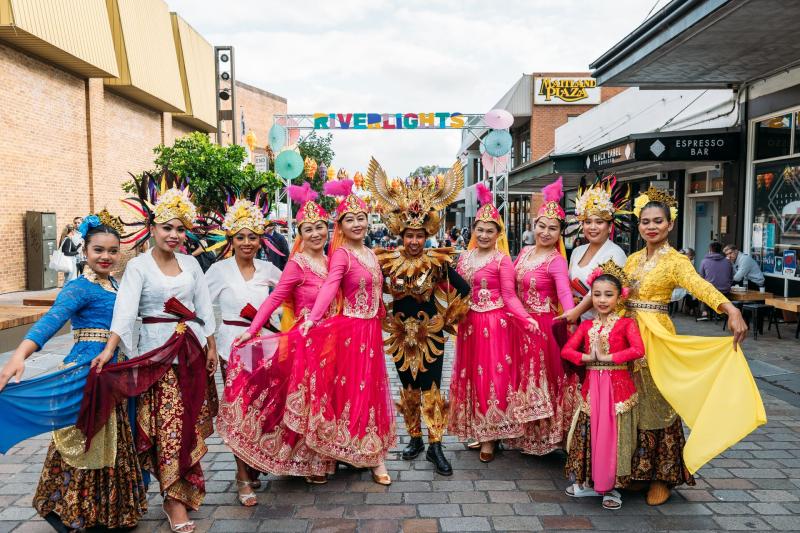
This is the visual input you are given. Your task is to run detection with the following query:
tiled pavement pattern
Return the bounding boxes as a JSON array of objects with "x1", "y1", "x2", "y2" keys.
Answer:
[{"x1": 1, "y1": 314, "x2": 800, "y2": 532}]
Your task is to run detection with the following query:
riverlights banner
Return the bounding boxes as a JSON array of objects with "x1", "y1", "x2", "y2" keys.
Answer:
[{"x1": 312, "y1": 112, "x2": 466, "y2": 130}]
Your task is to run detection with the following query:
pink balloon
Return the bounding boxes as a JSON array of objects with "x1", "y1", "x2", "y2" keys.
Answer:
[{"x1": 484, "y1": 108, "x2": 513, "y2": 129}]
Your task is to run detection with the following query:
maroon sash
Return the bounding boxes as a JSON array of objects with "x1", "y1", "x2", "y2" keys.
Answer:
[{"x1": 76, "y1": 297, "x2": 207, "y2": 477}]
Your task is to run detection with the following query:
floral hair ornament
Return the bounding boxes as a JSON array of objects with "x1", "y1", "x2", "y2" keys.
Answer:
[
  {"x1": 633, "y1": 186, "x2": 678, "y2": 220},
  {"x1": 77, "y1": 209, "x2": 125, "y2": 238},
  {"x1": 197, "y1": 186, "x2": 285, "y2": 260},
  {"x1": 586, "y1": 259, "x2": 631, "y2": 299},
  {"x1": 537, "y1": 176, "x2": 565, "y2": 221},
  {"x1": 324, "y1": 178, "x2": 368, "y2": 221},
  {"x1": 118, "y1": 170, "x2": 197, "y2": 248},
  {"x1": 288, "y1": 181, "x2": 329, "y2": 228},
  {"x1": 565, "y1": 175, "x2": 632, "y2": 240}
]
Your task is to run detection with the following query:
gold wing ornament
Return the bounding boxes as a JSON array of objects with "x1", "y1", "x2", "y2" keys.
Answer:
[
  {"x1": 366, "y1": 157, "x2": 400, "y2": 211},
  {"x1": 430, "y1": 160, "x2": 464, "y2": 211}
]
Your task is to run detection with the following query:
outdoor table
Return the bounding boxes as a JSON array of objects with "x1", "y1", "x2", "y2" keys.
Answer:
[
  {"x1": 765, "y1": 297, "x2": 800, "y2": 338},
  {"x1": 729, "y1": 290, "x2": 773, "y2": 302}
]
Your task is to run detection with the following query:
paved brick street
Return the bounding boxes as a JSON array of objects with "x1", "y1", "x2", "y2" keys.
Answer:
[{"x1": 1, "y1": 314, "x2": 800, "y2": 532}]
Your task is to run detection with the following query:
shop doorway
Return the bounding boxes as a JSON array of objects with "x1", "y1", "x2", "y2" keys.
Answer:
[{"x1": 693, "y1": 198, "x2": 720, "y2": 269}]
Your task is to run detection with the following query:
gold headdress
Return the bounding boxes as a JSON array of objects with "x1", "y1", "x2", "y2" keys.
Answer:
[
  {"x1": 587, "y1": 259, "x2": 632, "y2": 299},
  {"x1": 366, "y1": 157, "x2": 463, "y2": 235},
  {"x1": 97, "y1": 208, "x2": 125, "y2": 234},
  {"x1": 220, "y1": 199, "x2": 266, "y2": 236},
  {"x1": 633, "y1": 186, "x2": 678, "y2": 220}
]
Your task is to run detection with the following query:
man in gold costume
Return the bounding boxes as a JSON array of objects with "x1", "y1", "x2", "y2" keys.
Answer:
[{"x1": 367, "y1": 158, "x2": 470, "y2": 476}]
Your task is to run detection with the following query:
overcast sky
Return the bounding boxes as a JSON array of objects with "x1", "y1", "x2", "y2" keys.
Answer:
[{"x1": 168, "y1": 0, "x2": 662, "y2": 177}]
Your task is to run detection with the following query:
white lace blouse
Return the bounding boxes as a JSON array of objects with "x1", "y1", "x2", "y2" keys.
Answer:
[
  {"x1": 205, "y1": 257, "x2": 281, "y2": 359},
  {"x1": 111, "y1": 250, "x2": 216, "y2": 356}
]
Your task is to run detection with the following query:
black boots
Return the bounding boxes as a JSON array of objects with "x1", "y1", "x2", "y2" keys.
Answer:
[
  {"x1": 402, "y1": 436, "x2": 425, "y2": 460},
  {"x1": 426, "y1": 442, "x2": 453, "y2": 476}
]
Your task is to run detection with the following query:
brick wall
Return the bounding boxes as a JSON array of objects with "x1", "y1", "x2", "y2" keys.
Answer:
[
  {"x1": 227, "y1": 80, "x2": 288, "y2": 150},
  {"x1": 0, "y1": 43, "x2": 89, "y2": 292}
]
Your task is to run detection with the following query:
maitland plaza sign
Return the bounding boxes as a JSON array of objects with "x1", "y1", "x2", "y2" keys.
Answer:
[
  {"x1": 312, "y1": 112, "x2": 466, "y2": 130},
  {"x1": 534, "y1": 77, "x2": 601, "y2": 105},
  {"x1": 585, "y1": 132, "x2": 740, "y2": 170}
]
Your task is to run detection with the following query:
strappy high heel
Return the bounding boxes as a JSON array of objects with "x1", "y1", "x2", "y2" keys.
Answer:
[
  {"x1": 236, "y1": 479, "x2": 259, "y2": 506},
  {"x1": 162, "y1": 501, "x2": 195, "y2": 532}
]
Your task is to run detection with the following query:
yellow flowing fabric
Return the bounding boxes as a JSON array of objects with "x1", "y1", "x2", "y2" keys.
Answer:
[
  {"x1": 624, "y1": 245, "x2": 766, "y2": 474},
  {"x1": 635, "y1": 311, "x2": 766, "y2": 474}
]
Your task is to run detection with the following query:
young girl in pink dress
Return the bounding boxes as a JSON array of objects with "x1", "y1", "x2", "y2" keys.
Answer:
[
  {"x1": 449, "y1": 183, "x2": 549, "y2": 463},
  {"x1": 509, "y1": 177, "x2": 579, "y2": 455},
  {"x1": 298, "y1": 179, "x2": 396, "y2": 485},
  {"x1": 562, "y1": 263, "x2": 644, "y2": 510},
  {"x1": 217, "y1": 182, "x2": 337, "y2": 490}
]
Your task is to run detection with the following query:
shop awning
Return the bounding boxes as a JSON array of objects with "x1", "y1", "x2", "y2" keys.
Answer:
[
  {"x1": 590, "y1": 0, "x2": 800, "y2": 88},
  {"x1": 508, "y1": 154, "x2": 586, "y2": 190}
]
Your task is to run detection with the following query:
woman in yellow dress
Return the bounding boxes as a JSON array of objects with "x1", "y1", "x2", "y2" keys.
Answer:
[{"x1": 562, "y1": 187, "x2": 763, "y2": 506}]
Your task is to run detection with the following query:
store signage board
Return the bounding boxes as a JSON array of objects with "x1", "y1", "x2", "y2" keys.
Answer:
[
  {"x1": 254, "y1": 154, "x2": 268, "y2": 172},
  {"x1": 534, "y1": 77, "x2": 600, "y2": 105},
  {"x1": 312, "y1": 113, "x2": 466, "y2": 129},
  {"x1": 585, "y1": 142, "x2": 635, "y2": 170},
  {"x1": 635, "y1": 133, "x2": 739, "y2": 161}
]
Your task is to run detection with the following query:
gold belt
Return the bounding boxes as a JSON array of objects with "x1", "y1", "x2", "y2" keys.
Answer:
[
  {"x1": 73, "y1": 328, "x2": 111, "y2": 343},
  {"x1": 626, "y1": 300, "x2": 669, "y2": 314},
  {"x1": 586, "y1": 363, "x2": 628, "y2": 371}
]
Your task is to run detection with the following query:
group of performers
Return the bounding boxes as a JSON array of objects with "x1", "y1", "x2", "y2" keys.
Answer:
[{"x1": 0, "y1": 161, "x2": 767, "y2": 530}]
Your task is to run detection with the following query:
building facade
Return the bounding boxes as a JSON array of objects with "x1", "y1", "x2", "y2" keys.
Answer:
[{"x1": 0, "y1": 0, "x2": 286, "y2": 293}]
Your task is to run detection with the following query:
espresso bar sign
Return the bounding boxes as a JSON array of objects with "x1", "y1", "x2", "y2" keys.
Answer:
[{"x1": 635, "y1": 133, "x2": 740, "y2": 161}]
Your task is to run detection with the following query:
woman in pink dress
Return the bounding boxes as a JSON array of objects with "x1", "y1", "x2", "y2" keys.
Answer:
[
  {"x1": 298, "y1": 179, "x2": 396, "y2": 485},
  {"x1": 449, "y1": 183, "x2": 549, "y2": 463},
  {"x1": 217, "y1": 182, "x2": 337, "y2": 489},
  {"x1": 509, "y1": 177, "x2": 579, "y2": 455}
]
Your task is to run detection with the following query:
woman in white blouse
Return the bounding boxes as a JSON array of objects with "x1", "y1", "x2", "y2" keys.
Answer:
[
  {"x1": 565, "y1": 179, "x2": 629, "y2": 321},
  {"x1": 94, "y1": 182, "x2": 217, "y2": 533},
  {"x1": 204, "y1": 198, "x2": 281, "y2": 506}
]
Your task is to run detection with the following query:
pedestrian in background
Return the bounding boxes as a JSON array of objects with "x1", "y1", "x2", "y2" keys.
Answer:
[
  {"x1": 264, "y1": 222, "x2": 289, "y2": 270},
  {"x1": 58, "y1": 223, "x2": 81, "y2": 281},
  {"x1": 698, "y1": 241, "x2": 733, "y2": 320},
  {"x1": 724, "y1": 244, "x2": 765, "y2": 289},
  {"x1": 72, "y1": 216, "x2": 86, "y2": 275}
]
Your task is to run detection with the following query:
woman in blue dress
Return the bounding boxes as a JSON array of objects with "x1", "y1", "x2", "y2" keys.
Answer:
[{"x1": 0, "y1": 213, "x2": 147, "y2": 532}]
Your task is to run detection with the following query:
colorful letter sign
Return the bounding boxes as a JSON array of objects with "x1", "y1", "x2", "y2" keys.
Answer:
[{"x1": 312, "y1": 113, "x2": 466, "y2": 130}]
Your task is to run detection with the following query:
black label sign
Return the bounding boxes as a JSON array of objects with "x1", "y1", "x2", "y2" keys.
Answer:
[
  {"x1": 585, "y1": 142, "x2": 635, "y2": 170},
  {"x1": 635, "y1": 133, "x2": 739, "y2": 161}
]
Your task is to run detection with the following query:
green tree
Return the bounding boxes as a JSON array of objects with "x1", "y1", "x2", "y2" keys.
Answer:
[
  {"x1": 408, "y1": 164, "x2": 439, "y2": 177},
  {"x1": 297, "y1": 131, "x2": 336, "y2": 212},
  {"x1": 122, "y1": 132, "x2": 283, "y2": 213}
]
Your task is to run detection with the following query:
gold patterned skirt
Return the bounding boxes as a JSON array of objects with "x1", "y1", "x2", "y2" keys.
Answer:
[
  {"x1": 564, "y1": 410, "x2": 639, "y2": 489},
  {"x1": 33, "y1": 404, "x2": 147, "y2": 529},
  {"x1": 629, "y1": 418, "x2": 695, "y2": 487},
  {"x1": 136, "y1": 367, "x2": 218, "y2": 510}
]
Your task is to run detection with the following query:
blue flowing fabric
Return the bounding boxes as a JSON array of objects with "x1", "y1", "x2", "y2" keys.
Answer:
[{"x1": 0, "y1": 277, "x2": 117, "y2": 453}]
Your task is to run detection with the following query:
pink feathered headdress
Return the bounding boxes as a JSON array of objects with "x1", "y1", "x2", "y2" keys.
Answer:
[
  {"x1": 288, "y1": 181, "x2": 328, "y2": 227},
  {"x1": 474, "y1": 182, "x2": 501, "y2": 224},
  {"x1": 324, "y1": 179, "x2": 367, "y2": 220},
  {"x1": 537, "y1": 176, "x2": 566, "y2": 221}
]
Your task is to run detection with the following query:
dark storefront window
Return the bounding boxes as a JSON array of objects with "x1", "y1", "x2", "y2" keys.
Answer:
[
  {"x1": 751, "y1": 158, "x2": 800, "y2": 276},
  {"x1": 754, "y1": 114, "x2": 792, "y2": 160}
]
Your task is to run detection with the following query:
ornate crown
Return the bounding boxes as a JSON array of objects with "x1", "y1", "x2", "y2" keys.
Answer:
[
  {"x1": 575, "y1": 185, "x2": 615, "y2": 221},
  {"x1": 633, "y1": 186, "x2": 678, "y2": 220},
  {"x1": 586, "y1": 259, "x2": 631, "y2": 300},
  {"x1": 97, "y1": 208, "x2": 125, "y2": 234},
  {"x1": 221, "y1": 198, "x2": 266, "y2": 236},
  {"x1": 367, "y1": 157, "x2": 463, "y2": 235},
  {"x1": 152, "y1": 186, "x2": 197, "y2": 228}
]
